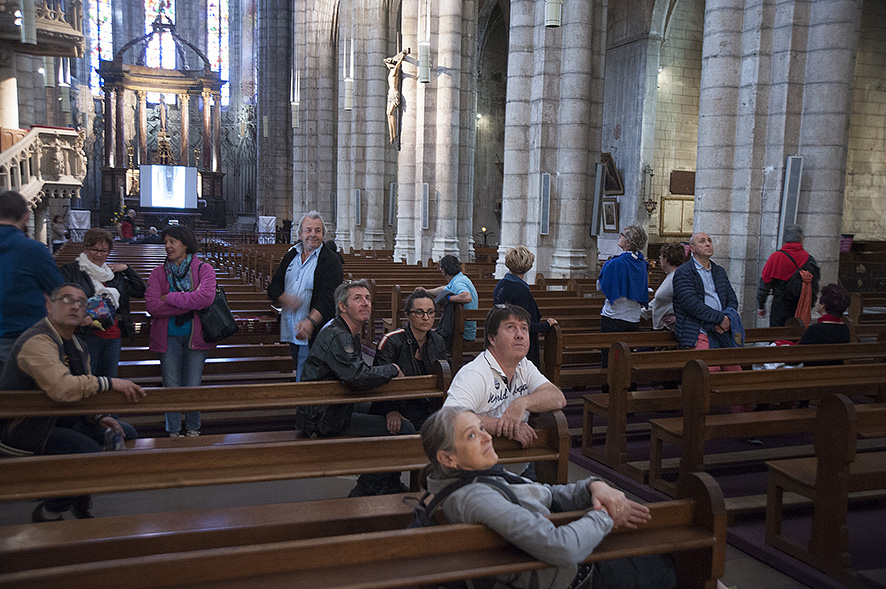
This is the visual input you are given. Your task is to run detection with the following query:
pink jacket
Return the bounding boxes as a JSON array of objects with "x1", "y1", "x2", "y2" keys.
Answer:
[{"x1": 145, "y1": 255, "x2": 217, "y2": 353}]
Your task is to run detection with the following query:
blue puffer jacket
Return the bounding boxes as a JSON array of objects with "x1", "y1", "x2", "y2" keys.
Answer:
[{"x1": 672, "y1": 258, "x2": 739, "y2": 348}]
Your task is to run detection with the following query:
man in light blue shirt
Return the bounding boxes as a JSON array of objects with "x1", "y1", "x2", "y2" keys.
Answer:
[{"x1": 422, "y1": 254, "x2": 479, "y2": 341}]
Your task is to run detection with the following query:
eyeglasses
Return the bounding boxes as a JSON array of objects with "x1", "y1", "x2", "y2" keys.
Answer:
[
  {"x1": 87, "y1": 247, "x2": 111, "y2": 255},
  {"x1": 618, "y1": 233, "x2": 625, "y2": 239},
  {"x1": 409, "y1": 309, "x2": 436, "y2": 318},
  {"x1": 53, "y1": 295, "x2": 88, "y2": 308}
]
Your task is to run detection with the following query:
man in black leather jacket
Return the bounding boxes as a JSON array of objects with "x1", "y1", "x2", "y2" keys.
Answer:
[{"x1": 297, "y1": 279, "x2": 408, "y2": 496}]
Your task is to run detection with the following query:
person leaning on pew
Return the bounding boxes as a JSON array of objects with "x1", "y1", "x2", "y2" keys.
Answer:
[
  {"x1": 443, "y1": 303, "x2": 566, "y2": 480},
  {"x1": 297, "y1": 279, "x2": 408, "y2": 497},
  {"x1": 0, "y1": 283, "x2": 145, "y2": 523},
  {"x1": 420, "y1": 407, "x2": 682, "y2": 589}
]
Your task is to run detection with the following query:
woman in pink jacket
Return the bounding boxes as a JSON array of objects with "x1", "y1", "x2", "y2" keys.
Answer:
[{"x1": 146, "y1": 225, "x2": 217, "y2": 437}]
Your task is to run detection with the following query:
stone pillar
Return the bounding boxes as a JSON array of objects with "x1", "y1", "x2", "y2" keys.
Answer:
[
  {"x1": 361, "y1": 4, "x2": 388, "y2": 250},
  {"x1": 796, "y1": 0, "x2": 863, "y2": 286},
  {"x1": 137, "y1": 91, "x2": 147, "y2": 165},
  {"x1": 0, "y1": 48, "x2": 19, "y2": 129},
  {"x1": 115, "y1": 87, "x2": 125, "y2": 168},
  {"x1": 104, "y1": 90, "x2": 114, "y2": 166},
  {"x1": 551, "y1": 0, "x2": 602, "y2": 278},
  {"x1": 213, "y1": 92, "x2": 221, "y2": 172},
  {"x1": 497, "y1": 0, "x2": 534, "y2": 277},
  {"x1": 694, "y1": 0, "x2": 743, "y2": 286},
  {"x1": 394, "y1": 1, "x2": 418, "y2": 262},
  {"x1": 456, "y1": 0, "x2": 478, "y2": 259},
  {"x1": 430, "y1": 0, "x2": 463, "y2": 260},
  {"x1": 179, "y1": 94, "x2": 189, "y2": 165},
  {"x1": 202, "y1": 89, "x2": 211, "y2": 169}
]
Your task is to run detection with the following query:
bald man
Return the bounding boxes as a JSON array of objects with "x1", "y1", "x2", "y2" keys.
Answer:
[{"x1": 672, "y1": 232, "x2": 740, "y2": 350}]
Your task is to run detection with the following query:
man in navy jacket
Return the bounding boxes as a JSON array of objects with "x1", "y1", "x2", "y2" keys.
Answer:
[{"x1": 672, "y1": 232, "x2": 740, "y2": 349}]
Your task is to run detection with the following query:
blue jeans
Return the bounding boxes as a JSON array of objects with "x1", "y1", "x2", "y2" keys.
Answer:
[
  {"x1": 43, "y1": 416, "x2": 137, "y2": 513},
  {"x1": 83, "y1": 334, "x2": 122, "y2": 378},
  {"x1": 289, "y1": 342, "x2": 309, "y2": 382},
  {"x1": 160, "y1": 335, "x2": 209, "y2": 433}
]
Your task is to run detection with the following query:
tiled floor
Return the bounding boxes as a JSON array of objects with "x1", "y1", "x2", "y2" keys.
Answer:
[{"x1": 0, "y1": 460, "x2": 811, "y2": 588}]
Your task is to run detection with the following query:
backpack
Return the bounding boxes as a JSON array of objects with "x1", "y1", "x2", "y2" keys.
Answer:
[
  {"x1": 407, "y1": 476, "x2": 521, "y2": 528},
  {"x1": 778, "y1": 250, "x2": 813, "y2": 301}
]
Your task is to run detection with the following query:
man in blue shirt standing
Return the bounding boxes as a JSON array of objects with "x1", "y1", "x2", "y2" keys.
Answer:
[
  {"x1": 422, "y1": 254, "x2": 479, "y2": 342},
  {"x1": 0, "y1": 191, "x2": 64, "y2": 372}
]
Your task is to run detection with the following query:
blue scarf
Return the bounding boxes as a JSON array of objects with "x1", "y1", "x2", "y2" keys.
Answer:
[
  {"x1": 164, "y1": 254, "x2": 193, "y2": 293},
  {"x1": 598, "y1": 250, "x2": 649, "y2": 306}
]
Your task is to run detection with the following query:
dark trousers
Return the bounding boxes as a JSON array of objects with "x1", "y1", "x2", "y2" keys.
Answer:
[{"x1": 599, "y1": 316, "x2": 640, "y2": 369}]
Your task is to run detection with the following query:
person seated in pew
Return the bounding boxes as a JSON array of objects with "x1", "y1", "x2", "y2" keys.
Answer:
[
  {"x1": 418, "y1": 254, "x2": 479, "y2": 348},
  {"x1": 444, "y1": 304, "x2": 566, "y2": 478},
  {"x1": 798, "y1": 283, "x2": 851, "y2": 358},
  {"x1": 420, "y1": 406, "x2": 679, "y2": 589},
  {"x1": 371, "y1": 289, "x2": 447, "y2": 433},
  {"x1": 297, "y1": 279, "x2": 409, "y2": 497},
  {"x1": 493, "y1": 245, "x2": 557, "y2": 368},
  {"x1": 0, "y1": 283, "x2": 145, "y2": 523}
]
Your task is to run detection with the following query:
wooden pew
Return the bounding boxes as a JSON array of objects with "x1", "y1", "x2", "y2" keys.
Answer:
[
  {"x1": 648, "y1": 361, "x2": 886, "y2": 501},
  {"x1": 0, "y1": 472, "x2": 726, "y2": 589},
  {"x1": 765, "y1": 394, "x2": 886, "y2": 578},
  {"x1": 586, "y1": 340, "x2": 886, "y2": 481},
  {"x1": 0, "y1": 409, "x2": 569, "y2": 503}
]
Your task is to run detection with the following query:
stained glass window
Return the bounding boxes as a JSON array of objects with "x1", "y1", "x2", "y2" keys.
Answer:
[
  {"x1": 145, "y1": 0, "x2": 176, "y2": 102},
  {"x1": 207, "y1": 0, "x2": 230, "y2": 106},
  {"x1": 89, "y1": 0, "x2": 114, "y2": 96}
]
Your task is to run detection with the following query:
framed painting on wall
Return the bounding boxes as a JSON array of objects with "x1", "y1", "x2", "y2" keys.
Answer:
[
  {"x1": 602, "y1": 198, "x2": 619, "y2": 233},
  {"x1": 660, "y1": 195, "x2": 694, "y2": 236},
  {"x1": 601, "y1": 152, "x2": 625, "y2": 195}
]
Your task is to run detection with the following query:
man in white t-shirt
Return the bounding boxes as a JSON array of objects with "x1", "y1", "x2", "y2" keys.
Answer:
[{"x1": 444, "y1": 303, "x2": 566, "y2": 448}]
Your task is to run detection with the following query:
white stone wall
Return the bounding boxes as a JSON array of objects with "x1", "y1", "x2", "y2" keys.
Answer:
[
  {"x1": 843, "y1": 0, "x2": 886, "y2": 240},
  {"x1": 650, "y1": 0, "x2": 703, "y2": 241}
]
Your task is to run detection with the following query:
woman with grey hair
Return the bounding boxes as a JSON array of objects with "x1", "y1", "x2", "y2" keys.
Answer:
[
  {"x1": 419, "y1": 406, "x2": 676, "y2": 589},
  {"x1": 597, "y1": 225, "x2": 649, "y2": 369},
  {"x1": 492, "y1": 245, "x2": 557, "y2": 367},
  {"x1": 268, "y1": 211, "x2": 344, "y2": 380}
]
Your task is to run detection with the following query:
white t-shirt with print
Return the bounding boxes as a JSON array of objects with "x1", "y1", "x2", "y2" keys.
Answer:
[{"x1": 444, "y1": 350, "x2": 551, "y2": 420}]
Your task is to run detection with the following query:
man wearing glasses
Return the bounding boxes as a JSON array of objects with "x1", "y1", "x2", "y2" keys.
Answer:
[
  {"x1": 0, "y1": 190, "x2": 64, "y2": 371},
  {"x1": 371, "y1": 289, "x2": 447, "y2": 434},
  {"x1": 0, "y1": 283, "x2": 145, "y2": 521}
]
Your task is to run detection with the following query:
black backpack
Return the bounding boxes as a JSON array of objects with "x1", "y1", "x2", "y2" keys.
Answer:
[
  {"x1": 407, "y1": 475, "x2": 522, "y2": 528},
  {"x1": 778, "y1": 250, "x2": 812, "y2": 301}
]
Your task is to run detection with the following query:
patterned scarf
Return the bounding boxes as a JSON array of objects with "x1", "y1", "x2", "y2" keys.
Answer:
[
  {"x1": 77, "y1": 252, "x2": 120, "y2": 308},
  {"x1": 164, "y1": 255, "x2": 193, "y2": 293}
]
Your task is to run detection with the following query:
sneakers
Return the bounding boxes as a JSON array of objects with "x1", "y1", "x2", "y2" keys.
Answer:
[
  {"x1": 32, "y1": 503, "x2": 64, "y2": 523},
  {"x1": 185, "y1": 430, "x2": 200, "y2": 437},
  {"x1": 167, "y1": 432, "x2": 182, "y2": 438}
]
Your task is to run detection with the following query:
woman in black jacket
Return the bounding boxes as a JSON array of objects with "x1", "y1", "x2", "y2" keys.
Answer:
[
  {"x1": 492, "y1": 246, "x2": 557, "y2": 367},
  {"x1": 61, "y1": 228, "x2": 146, "y2": 377},
  {"x1": 267, "y1": 211, "x2": 344, "y2": 380}
]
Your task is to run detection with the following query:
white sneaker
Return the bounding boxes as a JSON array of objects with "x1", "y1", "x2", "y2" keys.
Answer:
[
  {"x1": 185, "y1": 430, "x2": 200, "y2": 437},
  {"x1": 167, "y1": 432, "x2": 182, "y2": 438}
]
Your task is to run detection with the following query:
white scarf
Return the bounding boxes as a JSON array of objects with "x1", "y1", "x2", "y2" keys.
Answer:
[{"x1": 77, "y1": 252, "x2": 121, "y2": 308}]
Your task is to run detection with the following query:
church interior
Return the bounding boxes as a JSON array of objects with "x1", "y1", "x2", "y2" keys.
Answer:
[{"x1": 0, "y1": 0, "x2": 885, "y2": 587}]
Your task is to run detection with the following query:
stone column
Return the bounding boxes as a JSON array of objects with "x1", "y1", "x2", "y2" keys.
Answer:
[
  {"x1": 360, "y1": 4, "x2": 388, "y2": 249},
  {"x1": 796, "y1": 0, "x2": 863, "y2": 285},
  {"x1": 202, "y1": 89, "x2": 211, "y2": 170},
  {"x1": 115, "y1": 86, "x2": 126, "y2": 168},
  {"x1": 394, "y1": 1, "x2": 418, "y2": 262},
  {"x1": 496, "y1": 0, "x2": 534, "y2": 276},
  {"x1": 456, "y1": 0, "x2": 478, "y2": 258},
  {"x1": 430, "y1": 0, "x2": 463, "y2": 260},
  {"x1": 694, "y1": 0, "x2": 743, "y2": 283},
  {"x1": 213, "y1": 92, "x2": 221, "y2": 172},
  {"x1": 104, "y1": 89, "x2": 114, "y2": 166},
  {"x1": 179, "y1": 94, "x2": 189, "y2": 165},
  {"x1": 0, "y1": 48, "x2": 19, "y2": 129},
  {"x1": 551, "y1": 0, "x2": 601, "y2": 278},
  {"x1": 137, "y1": 91, "x2": 147, "y2": 165}
]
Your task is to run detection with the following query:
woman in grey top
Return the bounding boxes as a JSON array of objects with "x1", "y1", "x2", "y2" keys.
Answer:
[{"x1": 420, "y1": 407, "x2": 676, "y2": 589}]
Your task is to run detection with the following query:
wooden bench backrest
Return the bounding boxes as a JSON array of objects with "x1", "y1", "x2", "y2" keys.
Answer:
[{"x1": 0, "y1": 471, "x2": 725, "y2": 589}]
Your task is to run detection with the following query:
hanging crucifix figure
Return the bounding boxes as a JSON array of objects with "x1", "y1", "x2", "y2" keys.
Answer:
[{"x1": 384, "y1": 47, "x2": 410, "y2": 145}]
